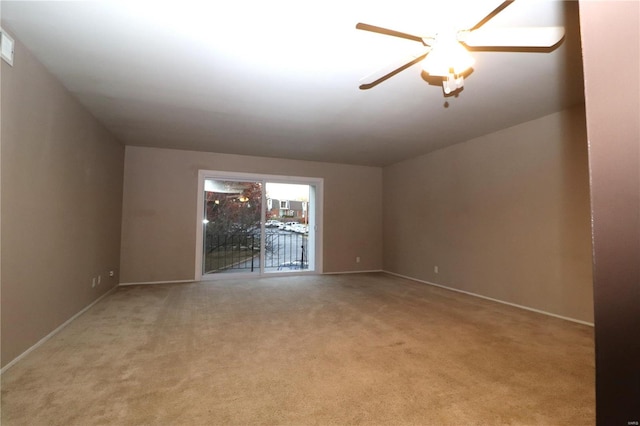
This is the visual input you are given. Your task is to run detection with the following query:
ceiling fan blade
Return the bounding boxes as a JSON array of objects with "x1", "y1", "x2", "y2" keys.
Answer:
[
  {"x1": 359, "y1": 48, "x2": 431, "y2": 90},
  {"x1": 356, "y1": 23, "x2": 425, "y2": 44},
  {"x1": 460, "y1": 26, "x2": 566, "y2": 48},
  {"x1": 468, "y1": 0, "x2": 515, "y2": 31}
]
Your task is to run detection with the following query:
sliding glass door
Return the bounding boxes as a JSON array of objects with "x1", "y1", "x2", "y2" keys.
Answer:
[
  {"x1": 263, "y1": 183, "x2": 311, "y2": 273},
  {"x1": 196, "y1": 171, "x2": 322, "y2": 280},
  {"x1": 202, "y1": 179, "x2": 262, "y2": 275}
]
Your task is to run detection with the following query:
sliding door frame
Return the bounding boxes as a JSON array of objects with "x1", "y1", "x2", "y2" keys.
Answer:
[{"x1": 195, "y1": 169, "x2": 323, "y2": 280}]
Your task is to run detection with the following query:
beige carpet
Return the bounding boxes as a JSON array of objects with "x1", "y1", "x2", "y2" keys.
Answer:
[{"x1": 1, "y1": 273, "x2": 594, "y2": 425}]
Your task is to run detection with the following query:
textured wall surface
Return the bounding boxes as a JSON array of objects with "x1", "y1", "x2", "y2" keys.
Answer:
[
  {"x1": 383, "y1": 106, "x2": 593, "y2": 323},
  {"x1": 1, "y1": 38, "x2": 125, "y2": 367},
  {"x1": 120, "y1": 146, "x2": 383, "y2": 283}
]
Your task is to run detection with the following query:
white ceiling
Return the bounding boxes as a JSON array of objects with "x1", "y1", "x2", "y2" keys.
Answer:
[{"x1": 1, "y1": 0, "x2": 584, "y2": 167}]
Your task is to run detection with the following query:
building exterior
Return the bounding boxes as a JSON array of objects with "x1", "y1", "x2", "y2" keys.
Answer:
[{"x1": 267, "y1": 198, "x2": 308, "y2": 222}]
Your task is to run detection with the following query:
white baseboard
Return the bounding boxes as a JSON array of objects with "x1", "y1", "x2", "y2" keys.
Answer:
[
  {"x1": 1, "y1": 285, "x2": 119, "y2": 375},
  {"x1": 123, "y1": 272, "x2": 382, "y2": 284},
  {"x1": 118, "y1": 279, "x2": 195, "y2": 286},
  {"x1": 383, "y1": 270, "x2": 594, "y2": 327},
  {"x1": 323, "y1": 269, "x2": 383, "y2": 275}
]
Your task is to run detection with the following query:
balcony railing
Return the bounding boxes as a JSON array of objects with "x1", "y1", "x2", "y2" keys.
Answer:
[{"x1": 203, "y1": 230, "x2": 308, "y2": 274}]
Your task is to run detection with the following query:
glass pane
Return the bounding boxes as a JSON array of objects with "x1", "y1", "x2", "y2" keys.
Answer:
[
  {"x1": 203, "y1": 180, "x2": 262, "y2": 275},
  {"x1": 264, "y1": 183, "x2": 313, "y2": 273}
]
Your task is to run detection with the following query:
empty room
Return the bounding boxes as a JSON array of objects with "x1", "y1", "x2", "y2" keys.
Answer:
[{"x1": 1, "y1": 1, "x2": 638, "y2": 425}]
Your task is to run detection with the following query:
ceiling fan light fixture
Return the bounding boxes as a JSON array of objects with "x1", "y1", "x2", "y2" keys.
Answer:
[
  {"x1": 442, "y1": 73, "x2": 465, "y2": 95},
  {"x1": 356, "y1": 2, "x2": 565, "y2": 93},
  {"x1": 421, "y1": 37, "x2": 475, "y2": 77}
]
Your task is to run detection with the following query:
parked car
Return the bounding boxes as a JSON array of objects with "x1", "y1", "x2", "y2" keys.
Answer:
[
  {"x1": 265, "y1": 220, "x2": 282, "y2": 228},
  {"x1": 292, "y1": 224, "x2": 308, "y2": 234},
  {"x1": 283, "y1": 221, "x2": 298, "y2": 231}
]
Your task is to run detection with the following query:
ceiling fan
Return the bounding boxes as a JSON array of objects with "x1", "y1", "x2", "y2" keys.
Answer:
[{"x1": 356, "y1": 0, "x2": 565, "y2": 95}]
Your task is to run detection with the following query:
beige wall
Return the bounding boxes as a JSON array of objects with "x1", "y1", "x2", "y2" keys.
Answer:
[
  {"x1": 383, "y1": 105, "x2": 593, "y2": 323},
  {"x1": 1, "y1": 37, "x2": 125, "y2": 368},
  {"x1": 579, "y1": 1, "x2": 639, "y2": 420},
  {"x1": 120, "y1": 146, "x2": 383, "y2": 283}
]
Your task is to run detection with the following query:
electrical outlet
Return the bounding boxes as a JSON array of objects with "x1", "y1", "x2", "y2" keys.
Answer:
[
  {"x1": 434, "y1": 266, "x2": 439, "y2": 274},
  {"x1": 356, "y1": 256, "x2": 361, "y2": 263},
  {"x1": 92, "y1": 277, "x2": 96, "y2": 288},
  {"x1": 109, "y1": 270, "x2": 114, "y2": 277},
  {"x1": 97, "y1": 275, "x2": 101, "y2": 285}
]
